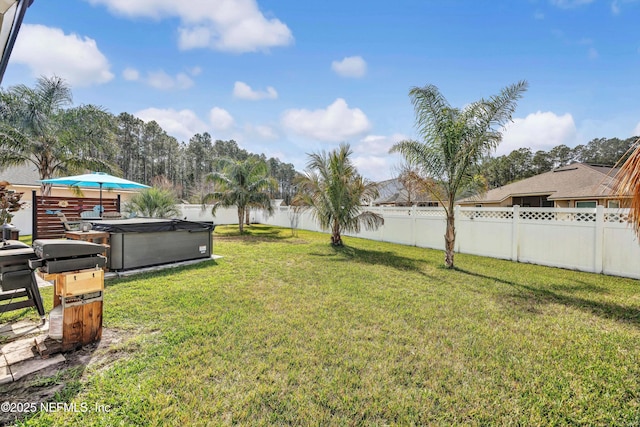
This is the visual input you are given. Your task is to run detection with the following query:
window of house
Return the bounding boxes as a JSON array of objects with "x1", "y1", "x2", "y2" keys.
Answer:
[
  {"x1": 576, "y1": 201, "x2": 597, "y2": 208},
  {"x1": 608, "y1": 200, "x2": 620, "y2": 209}
]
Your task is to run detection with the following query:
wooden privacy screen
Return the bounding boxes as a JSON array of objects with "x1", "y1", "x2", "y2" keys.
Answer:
[{"x1": 32, "y1": 191, "x2": 120, "y2": 239}]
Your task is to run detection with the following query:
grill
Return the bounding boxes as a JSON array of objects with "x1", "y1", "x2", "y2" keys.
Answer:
[
  {"x1": 30, "y1": 239, "x2": 106, "y2": 273},
  {"x1": 0, "y1": 240, "x2": 45, "y2": 317},
  {"x1": 0, "y1": 239, "x2": 107, "y2": 319}
]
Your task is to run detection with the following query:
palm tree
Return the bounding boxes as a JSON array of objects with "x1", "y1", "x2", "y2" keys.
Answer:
[
  {"x1": 0, "y1": 76, "x2": 117, "y2": 195},
  {"x1": 614, "y1": 137, "x2": 640, "y2": 237},
  {"x1": 203, "y1": 157, "x2": 275, "y2": 233},
  {"x1": 124, "y1": 187, "x2": 180, "y2": 218},
  {"x1": 390, "y1": 81, "x2": 528, "y2": 268},
  {"x1": 294, "y1": 143, "x2": 383, "y2": 246}
]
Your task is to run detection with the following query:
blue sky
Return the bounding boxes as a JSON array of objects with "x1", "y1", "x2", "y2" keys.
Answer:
[{"x1": 5, "y1": 0, "x2": 640, "y2": 180}]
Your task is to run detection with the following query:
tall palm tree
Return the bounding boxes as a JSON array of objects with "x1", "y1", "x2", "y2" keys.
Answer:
[
  {"x1": 294, "y1": 143, "x2": 383, "y2": 246},
  {"x1": 203, "y1": 157, "x2": 275, "y2": 233},
  {"x1": 390, "y1": 81, "x2": 528, "y2": 268},
  {"x1": 614, "y1": 137, "x2": 640, "y2": 237},
  {"x1": 0, "y1": 76, "x2": 117, "y2": 195}
]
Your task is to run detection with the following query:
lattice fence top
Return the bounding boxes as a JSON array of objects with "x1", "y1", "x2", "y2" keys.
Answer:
[
  {"x1": 460, "y1": 210, "x2": 514, "y2": 220},
  {"x1": 519, "y1": 210, "x2": 596, "y2": 222},
  {"x1": 414, "y1": 209, "x2": 447, "y2": 217},
  {"x1": 604, "y1": 211, "x2": 632, "y2": 223}
]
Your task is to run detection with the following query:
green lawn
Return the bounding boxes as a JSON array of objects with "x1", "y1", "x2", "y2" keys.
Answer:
[{"x1": 10, "y1": 225, "x2": 640, "y2": 425}]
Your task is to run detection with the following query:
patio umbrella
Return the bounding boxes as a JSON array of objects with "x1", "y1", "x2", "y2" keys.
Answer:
[{"x1": 40, "y1": 172, "x2": 150, "y2": 216}]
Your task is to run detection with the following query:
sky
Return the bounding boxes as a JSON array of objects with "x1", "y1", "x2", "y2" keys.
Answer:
[{"x1": 4, "y1": 0, "x2": 640, "y2": 181}]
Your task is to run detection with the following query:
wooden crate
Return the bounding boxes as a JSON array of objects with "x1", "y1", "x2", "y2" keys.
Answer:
[
  {"x1": 61, "y1": 299, "x2": 103, "y2": 350},
  {"x1": 56, "y1": 269, "x2": 104, "y2": 297}
]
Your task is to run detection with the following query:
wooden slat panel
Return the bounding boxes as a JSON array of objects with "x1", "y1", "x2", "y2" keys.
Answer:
[{"x1": 34, "y1": 195, "x2": 120, "y2": 239}]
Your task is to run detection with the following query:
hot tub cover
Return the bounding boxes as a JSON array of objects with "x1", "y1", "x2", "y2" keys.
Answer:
[{"x1": 90, "y1": 218, "x2": 215, "y2": 234}]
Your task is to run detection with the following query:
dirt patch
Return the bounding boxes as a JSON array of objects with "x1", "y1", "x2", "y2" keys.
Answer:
[{"x1": 0, "y1": 328, "x2": 132, "y2": 426}]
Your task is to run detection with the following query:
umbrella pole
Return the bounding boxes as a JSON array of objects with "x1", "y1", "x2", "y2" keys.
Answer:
[{"x1": 99, "y1": 183, "x2": 103, "y2": 218}]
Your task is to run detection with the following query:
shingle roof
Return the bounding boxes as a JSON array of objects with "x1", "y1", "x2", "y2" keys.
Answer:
[
  {"x1": 374, "y1": 178, "x2": 437, "y2": 205},
  {"x1": 462, "y1": 163, "x2": 623, "y2": 204},
  {"x1": 0, "y1": 164, "x2": 41, "y2": 186}
]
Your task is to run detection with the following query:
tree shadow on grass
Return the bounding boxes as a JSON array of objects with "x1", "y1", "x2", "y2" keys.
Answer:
[
  {"x1": 455, "y1": 267, "x2": 640, "y2": 328},
  {"x1": 215, "y1": 226, "x2": 302, "y2": 244},
  {"x1": 310, "y1": 245, "x2": 434, "y2": 276}
]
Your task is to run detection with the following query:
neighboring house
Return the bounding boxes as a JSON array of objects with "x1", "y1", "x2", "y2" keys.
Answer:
[
  {"x1": 373, "y1": 178, "x2": 440, "y2": 207},
  {"x1": 0, "y1": 164, "x2": 139, "y2": 202},
  {"x1": 459, "y1": 163, "x2": 630, "y2": 208}
]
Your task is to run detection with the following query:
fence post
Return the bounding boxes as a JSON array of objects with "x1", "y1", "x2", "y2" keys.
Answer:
[
  {"x1": 594, "y1": 205, "x2": 604, "y2": 274},
  {"x1": 454, "y1": 205, "x2": 461, "y2": 253},
  {"x1": 411, "y1": 205, "x2": 417, "y2": 246},
  {"x1": 379, "y1": 206, "x2": 385, "y2": 242},
  {"x1": 511, "y1": 205, "x2": 520, "y2": 262},
  {"x1": 32, "y1": 190, "x2": 38, "y2": 240}
]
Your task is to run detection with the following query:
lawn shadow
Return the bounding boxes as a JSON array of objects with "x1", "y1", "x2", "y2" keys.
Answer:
[
  {"x1": 310, "y1": 245, "x2": 434, "y2": 276},
  {"x1": 215, "y1": 226, "x2": 302, "y2": 245},
  {"x1": 455, "y1": 267, "x2": 640, "y2": 328}
]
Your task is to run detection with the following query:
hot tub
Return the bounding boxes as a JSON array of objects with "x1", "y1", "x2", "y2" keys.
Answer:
[{"x1": 90, "y1": 218, "x2": 215, "y2": 271}]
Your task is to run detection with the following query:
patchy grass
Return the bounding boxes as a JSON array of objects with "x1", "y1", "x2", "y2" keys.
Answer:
[{"x1": 9, "y1": 225, "x2": 640, "y2": 425}]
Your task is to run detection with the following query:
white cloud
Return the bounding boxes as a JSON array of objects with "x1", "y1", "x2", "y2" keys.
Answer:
[
  {"x1": 612, "y1": 0, "x2": 621, "y2": 13},
  {"x1": 209, "y1": 107, "x2": 235, "y2": 131},
  {"x1": 353, "y1": 134, "x2": 408, "y2": 156},
  {"x1": 144, "y1": 70, "x2": 195, "y2": 90},
  {"x1": 233, "y1": 81, "x2": 277, "y2": 100},
  {"x1": 534, "y1": 11, "x2": 545, "y2": 19},
  {"x1": 331, "y1": 56, "x2": 367, "y2": 78},
  {"x1": 497, "y1": 111, "x2": 578, "y2": 155},
  {"x1": 351, "y1": 134, "x2": 407, "y2": 181},
  {"x1": 251, "y1": 125, "x2": 278, "y2": 140},
  {"x1": 352, "y1": 155, "x2": 394, "y2": 182},
  {"x1": 134, "y1": 108, "x2": 208, "y2": 142},
  {"x1": 633, "y1": 122, "x2": 640, "y2": 136},
  {"x1": 281, "y1": 98, "x2": 371, "y2": 142},
  {"x1": 12, "y1": 24, "x2": 113, "y2": 87},
  {"x1": 189, "y1": 66, "x2": 203, "y2": 76},
  {"x1": 122, "y1": 67, "x2": 140, "y2": 81},
  {"x1": 550, "y1": 0, "x2": 595, "y2": 8},
  {"x1": 85, "y1": 0, "x2": 294, "y2": 53}
]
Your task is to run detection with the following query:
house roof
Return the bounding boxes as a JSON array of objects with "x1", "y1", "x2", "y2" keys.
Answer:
[
  {"x1": 374, "y1": 178, "x2": 438, "y2": 205},
  {"x1": 0, "y1": 164, "x2": 41, "y2": 186},
  {"x1": 461, "y1": 163, "x2": 625, "y2": 204}
]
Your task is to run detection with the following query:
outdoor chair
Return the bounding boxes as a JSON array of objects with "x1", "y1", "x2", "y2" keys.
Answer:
[
  {"x1": 56, "y1": 212, "x2": 82, "y2": 231},
  {"x1": 80, "y1": 210, "x2": 101, "y2": 219}
]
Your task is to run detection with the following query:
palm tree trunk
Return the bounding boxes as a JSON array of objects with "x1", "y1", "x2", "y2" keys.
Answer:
[
  {"x1": 238, "y1": 207, "x2": 244, "y2": 233},
  {"x1": 444, "y1": 210, "x2": 456, "y2": 268},
  {"x1": 331, "y1": 219, "x2": 342, "y2": 246},
  {"x1": 245, "y1": 208, "x2": 250, "y2": 226}
]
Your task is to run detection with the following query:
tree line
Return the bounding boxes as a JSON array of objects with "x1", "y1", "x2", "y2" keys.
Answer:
[
  {"x1": 478, "y1": 137, "x2": 637, "y2": 189},
  {"x1": 0, "y1": 76, "x2": 296, "y2": 202}
]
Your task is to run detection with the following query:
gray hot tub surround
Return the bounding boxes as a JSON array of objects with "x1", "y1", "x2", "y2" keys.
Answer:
[{"x1": 89, "y1": 218, "x2": 215, "y2": 271}]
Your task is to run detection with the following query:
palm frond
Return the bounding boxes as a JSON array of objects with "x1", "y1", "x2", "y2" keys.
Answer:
[{"x1": 613, "y1": 138, "x2": 640, "y2": 237}]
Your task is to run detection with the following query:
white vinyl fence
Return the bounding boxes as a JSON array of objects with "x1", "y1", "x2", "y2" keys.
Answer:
[
  {"x1": 258, "y1": 205, "x2": 640, "y2": 280},
  {"x1": 12, "y1": 203, "x2": 640, "y2": 279}
]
